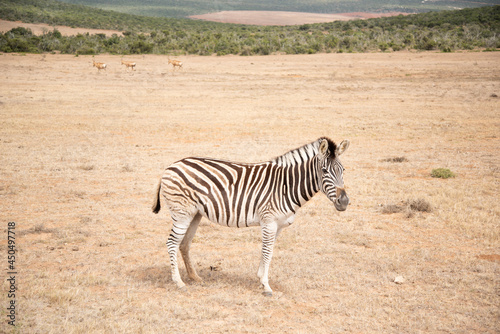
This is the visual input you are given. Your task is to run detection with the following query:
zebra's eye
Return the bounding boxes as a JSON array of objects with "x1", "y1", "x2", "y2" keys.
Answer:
[{"x1": 322, "y1": 167, "x2": 328, "y2": 173}]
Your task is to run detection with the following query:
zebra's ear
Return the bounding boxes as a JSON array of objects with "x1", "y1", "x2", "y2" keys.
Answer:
[
  {"x1": 319, "y1": 139, "x2": 330, "y2": 157},
  {"x1": 336, "y1": 140, "x2": 350, "y2": 156}
]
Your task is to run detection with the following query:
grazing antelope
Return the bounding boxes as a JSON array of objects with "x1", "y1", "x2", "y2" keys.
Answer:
[
  {"x1": 153, "y1": 137, "x2": 350, "y2": 296},
  {"x1": 168, "y1": 57, "x2": 183, "y2": 70},
  {"x1": 92, "y1": 60, "x2": 107, "y2": 72},
  {"x1": 121, "y1": 60, "x2": 136, "y2": 71}
]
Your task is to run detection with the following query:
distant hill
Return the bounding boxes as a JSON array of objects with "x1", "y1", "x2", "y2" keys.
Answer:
[
  {"x1": 0, "y1": 0, "x2": 498, "y2": 55},
  {"x1": 56, "y1": 0, "x2": 500, "y2": 18}
]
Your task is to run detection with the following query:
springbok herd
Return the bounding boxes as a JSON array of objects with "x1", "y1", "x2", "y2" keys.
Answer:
[{"x1": 92, "y1": 57, "x2": 183, "y2": 72}]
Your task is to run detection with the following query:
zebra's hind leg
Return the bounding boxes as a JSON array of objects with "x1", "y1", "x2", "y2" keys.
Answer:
[
  {"x1": 167, "y1": 211, "x2": 197, "y2": 290},
  {"x1": 180, "y1": 213, "x2": 203, "y2": 283}
]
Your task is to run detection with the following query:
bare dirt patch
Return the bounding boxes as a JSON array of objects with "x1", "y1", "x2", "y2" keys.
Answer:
[
  {"x1": 190, "y1": 10, "x2": 409, "y2": 25},
  {"x1": 477, "y1": 254, "x2": 500, "y2": 263},
  {"x1": 0, "y1": 19, "x2": 123, "y2": 36},
  {"x1": 0, "y1": 51, "x2": 499, "y2": 333}
]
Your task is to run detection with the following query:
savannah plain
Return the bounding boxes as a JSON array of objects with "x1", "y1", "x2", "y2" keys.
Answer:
[{"x1": 0, "y1": 49, "x2": 499, "y2": 333}]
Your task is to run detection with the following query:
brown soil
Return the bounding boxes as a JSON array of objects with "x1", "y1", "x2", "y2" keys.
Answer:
[
  {"x1": 0, "y1": 51, "x2": 499, "y2": 333},
  {"x1": 190, "y1": 10, "x2": 409, "y2": 25}
]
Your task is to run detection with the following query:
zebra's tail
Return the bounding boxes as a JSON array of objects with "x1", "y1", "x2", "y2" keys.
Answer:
[{"x1": 152, "y1": 180, "x2": 162, "y2": 214}]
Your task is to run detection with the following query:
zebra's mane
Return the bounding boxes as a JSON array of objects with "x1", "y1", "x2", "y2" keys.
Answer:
[{"x1": 271, "y1": 137, "x2": 337, "y2": 167}]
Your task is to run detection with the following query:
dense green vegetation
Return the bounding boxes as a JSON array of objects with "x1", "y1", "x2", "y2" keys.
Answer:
[
  {"x1": 0, "y1": 0, "x2": 498, "y2": 55},
  {"x1": 58, "y1": 0, "x2": 500, "y2": 18},
  {"x1": 0, "y1": 0, "x2": 187, "y2": 31}
]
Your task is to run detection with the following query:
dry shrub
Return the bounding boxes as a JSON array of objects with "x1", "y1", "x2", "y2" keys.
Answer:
[
  {"x1": 381, "y1": 198, "x2": 432, "y2": 217},
  {"x1": 407, "y1": 198, "x2": 432, "y2": 213},
  {"x1": 381, "y1": 204, "x2": 404, "y2": 214},
  {"x1": 381, "y1": 156, "x2": 409, "y2": 163}
]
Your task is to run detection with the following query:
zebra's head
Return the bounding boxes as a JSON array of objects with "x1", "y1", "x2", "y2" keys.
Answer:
[{"x1": 317, "y1": 138, "x2": 350, "y2": 211}]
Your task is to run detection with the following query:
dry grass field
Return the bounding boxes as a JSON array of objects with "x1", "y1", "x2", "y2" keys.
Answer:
[{"x1": 0, "y1": 51, "x2": 499, "y2": 333}]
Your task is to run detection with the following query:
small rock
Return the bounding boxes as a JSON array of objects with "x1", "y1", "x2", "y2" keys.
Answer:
[
  {"x1": 72, "y1": 246, "x2": 79, "y2": 251},
  {"x1": 394, "y1": 276, "x2": 405, "y2": 284}
]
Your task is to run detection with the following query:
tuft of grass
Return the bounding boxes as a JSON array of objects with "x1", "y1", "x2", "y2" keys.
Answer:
[
  {"x1": 78, "y1": 164, "x2": 95, "y2": 171},
  {"x1": 381, "y1": 156, "x2": 409, "y2": 163},
  {"x1": 72, "y1": 191, "x2": 86, "y2": 199},
  {"x1": 19, "y1": 224, "x2": 56, "y2": 236},
  {"x1": 121, "y1": 164, "x2": 133, "y2": 172},
  {"x1": 431, "y1": 168, "x2": 455, "y2": 178}
]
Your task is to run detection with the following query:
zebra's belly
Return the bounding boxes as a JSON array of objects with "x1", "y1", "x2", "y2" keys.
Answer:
[
  {"x1": 197, "y1": 203, "x2": 261, "y2": 228},
  {"x1": 197, "y1": 203, "x2": 295, "y2": 228},
  {"x1": 221, "y1": 215, "x2": 261, "y2": 228}
]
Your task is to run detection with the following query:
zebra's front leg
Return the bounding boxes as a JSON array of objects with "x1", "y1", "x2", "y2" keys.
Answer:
[
  {"x1": 258, "y1": 225, "x2": 284, "y2": 279},
  {"x1": 258, "y1": 222, "x2": 279, "y2": 296}
]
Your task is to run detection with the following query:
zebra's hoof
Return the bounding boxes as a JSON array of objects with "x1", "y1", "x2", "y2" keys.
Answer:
[
  {"x1": 262, "y1": 291, "x2": 273, "y2": 297},
  {"x1": 189, "y1": 275, "x2": 203, "y2": 283}
]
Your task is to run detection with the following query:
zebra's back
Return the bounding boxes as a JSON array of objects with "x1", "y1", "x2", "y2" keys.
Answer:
[{"x1": 161, "y1": 157, "x2": 278, "y2": 227}]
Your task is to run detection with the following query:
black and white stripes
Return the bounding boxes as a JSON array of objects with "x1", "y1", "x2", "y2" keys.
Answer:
[{"x1": 153, "y1": 137, "x2": 350, "y2": 296}]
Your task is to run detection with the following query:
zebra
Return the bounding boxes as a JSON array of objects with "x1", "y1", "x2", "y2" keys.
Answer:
[{"x1": 152, "y1": 137, "x2": 350, "y2": 296}]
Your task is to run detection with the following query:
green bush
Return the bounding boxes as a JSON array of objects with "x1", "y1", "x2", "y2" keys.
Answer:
[
  {"x1": 0, "y1": 1, "x2": 498, "y2": 56},
  {"x1": 431, "y1": 168, "x2": 456, "y2": 179}
]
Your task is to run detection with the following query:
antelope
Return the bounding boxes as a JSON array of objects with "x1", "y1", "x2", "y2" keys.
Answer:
[
  {"x1": 93, "y1": 60, "x2": 107, "y2": 72},
  {"x1": 121, "y1": 60, "x2": 136, "y2": 71},
  {"x1": 168, "y1": 57, "x2": 183, "y2": 70}
]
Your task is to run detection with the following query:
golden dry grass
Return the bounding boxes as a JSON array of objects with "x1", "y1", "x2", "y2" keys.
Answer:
[{"x1": 0, "y1": 51, "x2": 499, "y2": 333}]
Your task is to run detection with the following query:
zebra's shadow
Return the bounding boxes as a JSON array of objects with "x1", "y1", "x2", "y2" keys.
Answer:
[
  {"x1": 197, "y1": 267, "x2": 260, "y2": 292},
  {"x1": 127, "y1": 265, "x2": 171, "y2": 287},
  {"x1": 127, "y1": 265, "x2": 282, "y2": 295}
]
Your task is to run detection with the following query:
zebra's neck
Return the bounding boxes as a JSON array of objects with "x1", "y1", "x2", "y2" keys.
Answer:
[
  {"x1": 271, "y1": 139, "x2": 321, "y2": 167},
  {"x1": 270, "y1": 139, "x2": 322, "y2": 209}
]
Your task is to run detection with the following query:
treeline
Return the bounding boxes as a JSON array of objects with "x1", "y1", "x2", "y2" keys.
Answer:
[
  {"x1": 0, "y1": 0, "x2": 190, "y2": 31},
  {"x1": 0, "y1": 0, "x2": 498, "y2": 55}
]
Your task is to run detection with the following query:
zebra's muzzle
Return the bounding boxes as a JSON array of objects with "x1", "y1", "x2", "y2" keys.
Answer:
[{"x1": 334, "y1": 187, "x2": 349, "y2": 211}]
